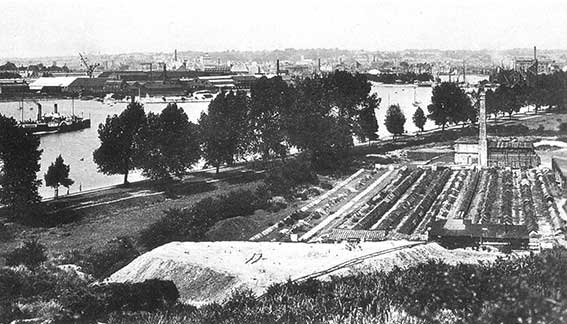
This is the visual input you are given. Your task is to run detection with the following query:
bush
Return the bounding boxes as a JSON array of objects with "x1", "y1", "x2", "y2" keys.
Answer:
[
  {"x1": 60, "y1": 279, "x2": 179, "y2": 319},
  {"x1": 62, "y1": 236, "x2": 140, "y2": 280},
  {"x1": 559, "y1": 122, "x2": 567, "y2": 134},
  {"x1": 265, "y1": 153, "x2": 319, "y2": 196},
  {"x1": 19, "y1": 206, "x2": 84, "y2": 228},
  {"x1": 5, "y1": 239, "x2": 47, "y2": 269},
  {"x1": 138, "y1": 188, "x2": 270, "y2": 250},
  {"x1": 0, "y1": 222, "x2": 12, "y2": 242}
]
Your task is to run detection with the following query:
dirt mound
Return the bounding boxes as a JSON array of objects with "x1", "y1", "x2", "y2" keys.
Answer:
[
  {"x1": 205, "y1": 216, "x2": 260, "y2": 241},
  {"x1": 107, "y1": 241, "x2": 501, "y2": 306}
]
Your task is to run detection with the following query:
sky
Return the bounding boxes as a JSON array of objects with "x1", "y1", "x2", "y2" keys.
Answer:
[{"x1": 2, "y1": 0, "x2": 567, "y2": 58}]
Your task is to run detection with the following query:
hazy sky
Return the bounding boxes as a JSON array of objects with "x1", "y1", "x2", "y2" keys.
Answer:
[{"x1": 3, "y1": 0, "x2": 567, "y2": 58}]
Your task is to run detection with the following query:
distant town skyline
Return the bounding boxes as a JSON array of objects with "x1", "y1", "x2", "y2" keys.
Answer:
[{"x1": 3, "y1": 0, "x2": 567, "y2": 59}]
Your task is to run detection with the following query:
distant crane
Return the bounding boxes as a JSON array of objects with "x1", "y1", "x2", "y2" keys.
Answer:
[{"x1": 79, "y1": 53, "x2": 100, "y2": 78}]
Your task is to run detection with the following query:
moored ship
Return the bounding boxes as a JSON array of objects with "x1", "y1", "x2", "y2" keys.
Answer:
[{"x1": 18, "y1": 103, "x2": 91, "y2": 135}]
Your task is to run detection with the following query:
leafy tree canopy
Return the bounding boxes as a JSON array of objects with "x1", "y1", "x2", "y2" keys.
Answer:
[
  {"x1": 139, "y1": 103, "x2": 200, "y2": 181},
  {"x1": 385, "y1": 104, "x2": 406, "y2": 137},
  {"x1": 93, "y1": 101, "x2": 146, "y2": 184},
  {"x1": 44, "y1": 155, "x2": 74, "y2": 199},
  {"x1": 200, "y1": 91, "x2": 249, "y2": 173},
  {"x1": 427, "y1": 82, "x2": 473, "y2": 131},
  {"x1": 412, "y1": 107, "x2": 427, "y2": 132},
  {"x1": 0, "y1": 115, "x2": 42, "y2": 216}
]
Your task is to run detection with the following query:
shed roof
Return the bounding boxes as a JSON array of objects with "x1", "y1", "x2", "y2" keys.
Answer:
[
  {"x1": 29, "y1": 77, "x2": 78, "y2": 90},
  {"x1": 67, "y1": 77, "x2": 107, "y2": 88},
  {"x1": 429, "y1": 219, "x2": 529, "y2": 239}
]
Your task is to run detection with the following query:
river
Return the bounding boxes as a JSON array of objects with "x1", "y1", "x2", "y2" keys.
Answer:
[{"x1": 0, "y1": 74, "x2": 488, "y2": 199}]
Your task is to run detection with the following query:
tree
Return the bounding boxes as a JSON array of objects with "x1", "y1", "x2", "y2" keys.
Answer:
[
  {"x1": 93, "y1": 101, "x2": 146, "y2": 184},
  {"x1": 138, "y1": 103, "x2": 200, "y2": 181},
  {"x1": 493, "y1": 85, "x2": 524, "y2": 118},
  {"x1": 44, "y1": 155, "x2": 74, "y2": 199},
  {"x1": 385, "y1": 104, "x2": 406, "y2": 138},
  {"x1": 356, "y1": 93, "x2": 380, "y2": 142},
  {"x1": 428, "y1": 82, "x2": 473, "y2": 131},
  {"x1": 0, "y1": 115, "x2": 42, "y2": 217},
  {"x1": 249, "y1": 76, "x2": 292, "y2": 160},
  {"x1": 199, "y1": 91, "x2": 249, "y2": 174},
  {"x1": 412, "y1": 107, "x2": 427, "y2": 133},
  {"x1": 280, "y1": 76, "x2": 355, "y2": 170}
]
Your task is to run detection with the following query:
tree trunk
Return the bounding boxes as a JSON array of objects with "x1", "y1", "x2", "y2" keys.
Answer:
[
  {"x1": 54, "y1": 186, "x2": 59, "y2": 200},
  {"x1": 216, "y1": 164, "x2": 220, "y2": 175},
  {"x1": 123, "y1": 159, "x2": 130, "y2": 185},
  {"x1": 442, "y1": 123, "x2": 445, "y2": 132}
]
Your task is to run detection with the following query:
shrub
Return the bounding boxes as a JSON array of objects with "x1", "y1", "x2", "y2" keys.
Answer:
[
  {"x1": 559, "y1": 122, "x2": 567, "y2": 134},
  {"x1": 5, "y1": 239, "x2": 47, "y2": 269},
  {"x1": 62, "y1": 236, "x2": 139, "y2": 280},
  {"x1": 139, "y1": 188, "x2": 270, "y2": 250},
  {"x1": 60, "y1": 279, "x2": 179, "y2": 319},
  {"x1": 0, "y1": 222, "x2": 12, "y2": 242},
  {"x1": 265, "y1": 153, "x2": 319, "y2": 196}
]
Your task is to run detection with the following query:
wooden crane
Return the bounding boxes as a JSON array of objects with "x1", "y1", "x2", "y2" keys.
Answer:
[{"x1": 79, "y1": 53, "x2": 100, "y2": 78}]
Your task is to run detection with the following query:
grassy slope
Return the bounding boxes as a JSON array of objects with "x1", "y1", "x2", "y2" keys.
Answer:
[{"x1": 0, "y1": 175, "x2": 268, "y2": 259}]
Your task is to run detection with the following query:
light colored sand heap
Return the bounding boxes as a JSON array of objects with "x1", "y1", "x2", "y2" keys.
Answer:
[{"x1": 107, "y1": 241, "x2": 501, "y2": 306}]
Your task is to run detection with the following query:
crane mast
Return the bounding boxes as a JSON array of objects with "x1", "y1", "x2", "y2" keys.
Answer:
[{"x1": 79, "y1": 52, "x2": 100, "y2": 78}]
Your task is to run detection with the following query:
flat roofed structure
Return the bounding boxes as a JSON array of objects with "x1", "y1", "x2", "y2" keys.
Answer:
[{"x1": 428, "y1": 219, "x2": 529, "y2": 250}]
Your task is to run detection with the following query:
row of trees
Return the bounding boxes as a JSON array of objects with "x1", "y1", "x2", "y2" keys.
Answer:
[
  {"x1": 488, "y1": 69, "x2": 567, "y2": 116},
  {"x1": 383, "y1": 82, "x2": 476, "y2": 138},
  {"x1": 93, "y1": 102, "x2": 200, "y2": 183},
  {"x1": 93, "y1": 71, "x2": 380, "y2": 182}
]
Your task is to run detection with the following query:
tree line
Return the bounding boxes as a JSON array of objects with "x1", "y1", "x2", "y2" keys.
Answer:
[
  {"x1": 93, "y1": 71, "x2": 380, "y2": 182},
  {"x1": 384, "y1": 81, "x2": 476, "y2": 138},
  {"x1": 487, "y1": 69, "x2": 567, "y2": 116}
]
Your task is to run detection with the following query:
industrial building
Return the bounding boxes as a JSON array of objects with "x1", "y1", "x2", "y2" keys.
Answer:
[
  {"x1": 428, "y1": 219, "x2": 529, "y2": 250},
  {"x1": 454, "y1": 92, "x2": 540, "y2": 168}
]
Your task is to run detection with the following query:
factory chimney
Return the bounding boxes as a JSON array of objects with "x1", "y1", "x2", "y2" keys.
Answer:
[
  {"x1": 174, "y1": 49, "x2": 177, "y2": 62},
  {"x1": 53, "y1": 103, "x2": 58, "y2": 114},
  {"x1": 163, "y1": 64, "x2": 167, "y2": 82},
  {"x1": 318, "y1": 58, "x2": 321, "y2": 72},
  {"x1": 276, "y1": 59, "x2": 280, "y2": 75},
  {"x1": 478, "y1": 91, "x2": 488, "y2": 167},
  {"x1": 534, "y1": 46, "x2": 537, "y2": 60}
]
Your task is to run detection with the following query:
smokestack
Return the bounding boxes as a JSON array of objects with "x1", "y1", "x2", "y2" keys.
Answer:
[
  {"x1": 174, "y1": 49, "x2": 177, "y2": 62},
  {"x1": 54, "y1": 103, "x2": 58, "y2": 114},
  {"x1": 36, "y1": 103, "x2": 42, "y2": 121},
  {"x1": 318, "y1": 58, "x2": 321, "y2": 72},
  {"x1": 534, "y1": 46, "x2": 537, "y2": 61},
  {"x1": 276, "y1": 59, "x2": 280, "y2": 75}
]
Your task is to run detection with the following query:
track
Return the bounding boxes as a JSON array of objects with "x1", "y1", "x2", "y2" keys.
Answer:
[{"x1": 292, "y1": 241, "x2": 426, "y2": 282}]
